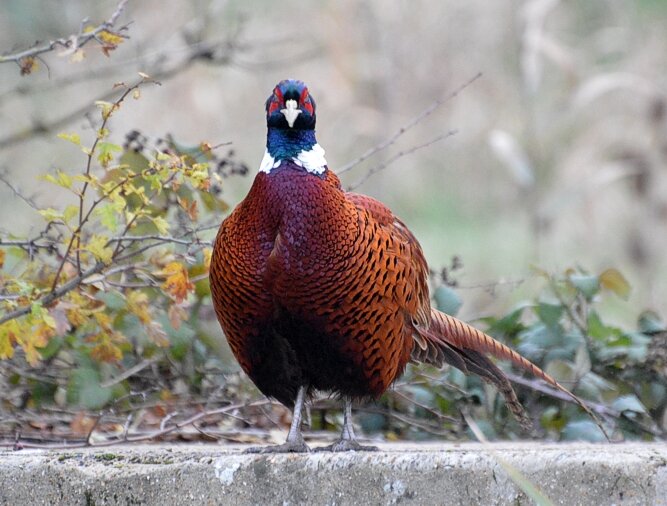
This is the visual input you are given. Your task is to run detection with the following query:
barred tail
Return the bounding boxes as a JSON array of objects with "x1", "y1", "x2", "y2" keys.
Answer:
[{"x1": 412, "y1": 309, "x2": 608, "y2": 438}]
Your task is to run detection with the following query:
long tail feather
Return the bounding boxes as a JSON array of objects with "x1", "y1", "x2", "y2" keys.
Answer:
[{"x1": 415, "y1": 309, "x2": 609, "y2": 439}]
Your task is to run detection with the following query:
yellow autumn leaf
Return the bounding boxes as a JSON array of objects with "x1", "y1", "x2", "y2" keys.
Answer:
[
  {"x1": 89, "y1": 332, "x2": 124, "y2": 363},
  {"x1": 22, "y1": 340, "x2": 41, "y2": 366},
  {"x1": 203, "y1": 248, "x2": 212, "y2": 271},
  {"x1": 127, "y1": 290, "x2": 151, "y2": 324},
  {"x1": 151, "y1": 216, "x2": 170, "y2": 235},
  {"x1": 57, "y1": 132, "x2": 82, "y2": 146},
  {"x1": 599, "y1": 268, "x2": 631, "y2": 299},
  {"x1": 0, "y1": 321, "x2": 18, "y2": 360},
  {"x1": 85, "y1": 235, "x2": 114, "y2": 264},
  {"x1": 98, "y1": 30, "x2": 125, "y2": 46},
  {"x1": 38, "y1": 208, "x2": 63, "y2": 222},
  {"x1": 14, "y1": 320, "x2": 53, "y2": 366},
  {"x1": 94, "y1": 312, "x2": 113, "y2": 332},
  {"x1": 160, "y1": 262, "x2": 194, "y2": 303}
]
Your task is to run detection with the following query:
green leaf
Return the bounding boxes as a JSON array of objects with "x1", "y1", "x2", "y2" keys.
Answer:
[
  {"x1": 96, "y1": 291, "x2": 127, "y2": 312},
  {"x1": 95, "y1": 204, "x2": 120, "y2": 232},
  {"x1": 573, "y1": 346, "x2": 591, "y2": 376},
  {"x1": 483, "y1": 306, "x2": 526, "y2": 338},
  {"x1": 562, "y1": 420, "x2": 607, "y2": 442},
  {"x1": 63, "y1": 204, "x2": 79, "y2": 225},
  {"x1": 38, "y1": 208, "x2": 63, "y2": 222},
  {"x1": 37, "y1": 335, "x2": 64, "y2": 360},
  {"x1": 67, "y1": 367, "x2": 112, "y2": 409},
  {"x1": 434, "y1": 285, "x2": 462, "y2": 316},
  {"x1": 97, "y1": 142, "x2": 122, "y2": 168},
  {"x1": 587, "y1": 310, "x2": 615, "y2": 341},
  {"x1": 31, "y1": 302, "x2": 56, "y2": 329},
  {"x1": 612, "y1": 395, "x2": 647, "y2": 415},
  {"x1": 43, "y1": 170, "x2": 73, "y2": 190},
  {"x1": 57, "y1": 132, "x2": 81, "y2": 146},
  {"x1": 638, "y1": 310, "x2": 666, "y2": 334},
  {"x1": 358, "y1": 412, "x2": 386, "y2": 434},
  {"x1": 569, "y1": 274, "x2": 600, "y2": 300},
  {"x1": 200, "y1": 190, "x2": 229, "y2": 212},
  {"x1": 535, "y1": 303, "x2": 563, "y2": 328},
  {"x1": 151, "y1": 216, "x2": 170, "y2": 235},
  {"x1": 158, "y1": 314, "x2": 195, "y2": 360},
  {"x1": 599, "y1": 268, "x2": 631, "y2": 299},
  {"x1": 641, "y1": 382, "x2": 666, "y2": 410},
  {"x1": 545, "y1": 360, "x2": 576, "y2": 383},
  {"x1": 517, "y1": 324, "x2": 550, "y2": 359}
]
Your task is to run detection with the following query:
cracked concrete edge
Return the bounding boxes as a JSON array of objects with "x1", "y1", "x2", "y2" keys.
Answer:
[{"x1": 0, "y1": 442, "x2": 666, "y2": 505}]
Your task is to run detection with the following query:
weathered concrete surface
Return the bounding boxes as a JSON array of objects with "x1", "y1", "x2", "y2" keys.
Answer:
[{"x1": 0, "y1": 442, "x2": 665, "y2": 505}]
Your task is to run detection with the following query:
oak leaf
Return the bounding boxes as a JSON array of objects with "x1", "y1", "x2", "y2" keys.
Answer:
[{"x1": 160, "y1": 262, "x2": 194, "y2": 303}]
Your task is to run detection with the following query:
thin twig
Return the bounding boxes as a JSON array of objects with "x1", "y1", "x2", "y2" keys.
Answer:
[
  {"x1": 0, "y1": 400, "x2": 272, "y2": 450},
  {"x1": 85, "y1": 414, "x2": 103, "y2": 445},
  {"x1": 391, "y1": 389, "x2": 458, "y2": 423},
  {"x1": 107, "y1": 234, "x2": 199, "y2": 246},
  {"x1": 0, "y1": 0, "x2": 130, "y2": 67},
  {"x1": 348, "y1": 131, "x2": 457, "y2": 191},
  {"x1": 0, "y1": 170, "x2": 39, "y2": 210},
  {"x1": 100, "y1": 356, "x2": 163, "y2": 388},
  {"x1": 0, "y1": 261, "x2": 105, "y2": 325},
  {"x1": 337, "y1": 72, "x2": 482, "y2": 175},
  {"x1": 0, "y1": 40, "x2": 234, "y2": 151}
]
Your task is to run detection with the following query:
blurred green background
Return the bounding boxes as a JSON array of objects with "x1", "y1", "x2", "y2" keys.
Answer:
[{"x1": 1, "y1": 0, "x2": 666, "y2": 323}]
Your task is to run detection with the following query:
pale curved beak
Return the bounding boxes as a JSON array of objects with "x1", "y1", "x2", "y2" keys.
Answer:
[{"x1": 280, "y1": 99, "x2": 302, "y2": 128}]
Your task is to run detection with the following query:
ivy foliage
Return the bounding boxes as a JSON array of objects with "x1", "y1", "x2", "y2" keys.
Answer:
[{"x1": 370, "y1": 266, "x2": 665, "y2": 442}]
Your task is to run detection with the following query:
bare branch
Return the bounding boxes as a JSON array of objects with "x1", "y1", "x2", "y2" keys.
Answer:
[
  {"x1": 0, "y1": 261, "x2": 105, "y2": 325},
  {"x1": 0, "y1": 400, "x2": 273, "y2": 450},
  {"x1": 337, "y1": 72, "x2": 482, "y2": 175},
  {"x1": 107, "y1": 234, "x2": 200, "y2": 246},
  {"x1": 505, "y1": 371, "x2": 664, "y2": 437},
  {"x1": 0, "y1": 39, "x2": 237, "y2": 151},
  {"x1": 100, "y1": 356, "x2": 163, "y2": 388},
  {"x1": 347, "y1": 131, "x2": 457, "y2": 191},
  {"x1": 0, "y1": 0, "x2": 130, "y2": 70},
  {"x1": 0, "y1": 169, "x2": 39, "y2": 211}
]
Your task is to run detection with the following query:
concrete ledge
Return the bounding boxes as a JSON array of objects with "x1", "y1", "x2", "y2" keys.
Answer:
[{"x1": 1, "y1": 443, "x2": 665, "y2": 505}]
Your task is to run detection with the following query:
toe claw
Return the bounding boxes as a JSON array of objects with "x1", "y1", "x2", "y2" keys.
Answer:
[
  {"x1": 244, "y1": 441, "x2": 311, "y2": 454},
  {"x1": 315, "y1": 440, "x2": 379, "y2": 452}
]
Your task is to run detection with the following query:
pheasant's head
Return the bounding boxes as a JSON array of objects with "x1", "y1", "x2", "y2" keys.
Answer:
[{"x1": 265, "y1": 79, "x2": 316, "y2": 130}]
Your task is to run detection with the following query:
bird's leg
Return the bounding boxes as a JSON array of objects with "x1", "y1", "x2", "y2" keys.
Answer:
[
  {"x1": 245, "y1": 386, "x2": 310, "y2": 453},
  {"x1": 316, "y1": 397, "x2": 378, "y2": 452}
]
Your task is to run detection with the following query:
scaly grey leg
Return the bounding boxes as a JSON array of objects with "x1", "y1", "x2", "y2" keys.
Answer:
[
  {"x1": 245, "y1": 386, "x2": 310, "y2": 453},
  {"x1": 315, "y1": 397, "x2": 378, "y2": 452}
]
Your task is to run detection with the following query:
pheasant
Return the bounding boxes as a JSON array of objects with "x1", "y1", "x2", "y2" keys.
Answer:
[{"x1": 209, "y1": 79, "x2": 601, "y2": 452}]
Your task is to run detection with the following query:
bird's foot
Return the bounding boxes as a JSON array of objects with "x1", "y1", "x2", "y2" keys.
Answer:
[
  {"x1": 315, "y1": 439, "x2": 379, "y2": 452},
  {"x1": 244, "y1": 441, "x2": 311, "y2": 454}
]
